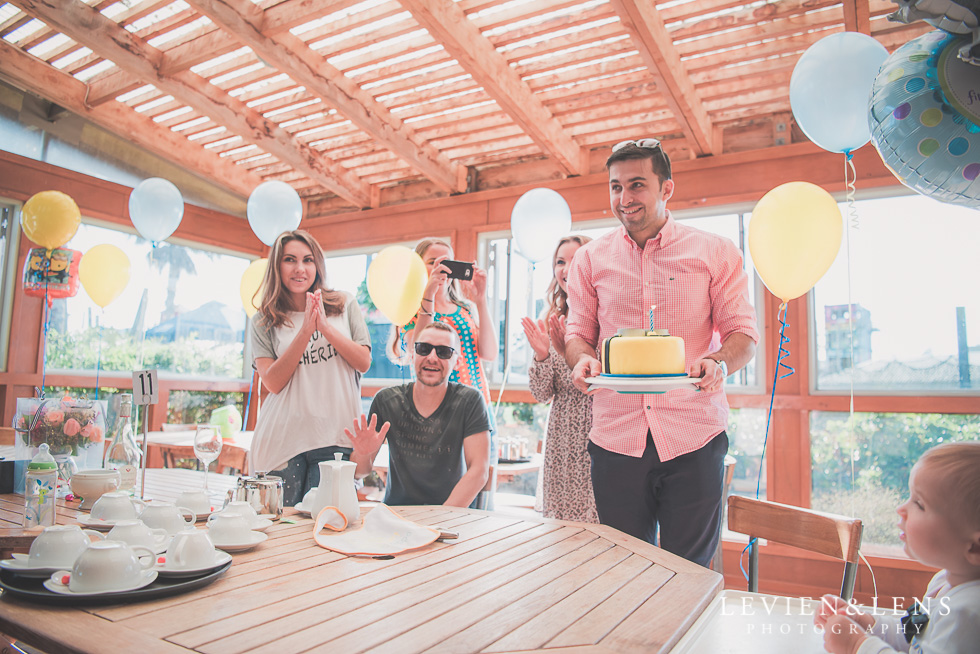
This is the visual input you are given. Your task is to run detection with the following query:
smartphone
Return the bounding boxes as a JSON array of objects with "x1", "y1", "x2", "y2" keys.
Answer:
[{"x1": 442, "y1": 259, "x2": 474, "y2": 281}]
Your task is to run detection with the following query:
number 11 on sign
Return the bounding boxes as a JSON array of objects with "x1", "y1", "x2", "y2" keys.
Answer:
[{"x1": 133, "y1": 369, "x2": 158, "y2": 405}]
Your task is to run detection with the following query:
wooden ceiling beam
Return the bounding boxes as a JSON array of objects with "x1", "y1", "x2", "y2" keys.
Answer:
[
  {"x1": 9, "y1": 0, "x2": 372, "y2": 207},
  {"x1": 0, "y1": 39, "x2": 259, "y2": 198},
  {"x1": 843, "y1": 0, "x2": 872, "y2": 34},
  {"x1": 609, "y1": 0, "x2": 716, "y2": 157},
  {"x1": 400, "y1": 0, "x2": 587, "y2": 177},
  {"x1": 186, "y1": 0, "x2": 467, "y2": 194}
]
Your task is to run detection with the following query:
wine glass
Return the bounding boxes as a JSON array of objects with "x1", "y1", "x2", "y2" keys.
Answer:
[{"x1": 193, "y1": 425, "x2": 223, "y2": 494}]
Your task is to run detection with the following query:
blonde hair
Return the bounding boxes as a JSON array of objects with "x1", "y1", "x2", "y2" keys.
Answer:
[
  {"x1": 256, "y1": 230, "x2": 345, "y2": 329},
  {"x1": 917, "y1": 441, "x2": 980, "y2": 530},
  {"x1": 544, "y1": 235, "x2": 592, "y2": 321}
]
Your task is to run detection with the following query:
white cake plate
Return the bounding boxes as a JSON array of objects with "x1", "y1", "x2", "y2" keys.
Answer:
[{"x1": 586, "y1": 375, "x2": 701, "y2": 394}]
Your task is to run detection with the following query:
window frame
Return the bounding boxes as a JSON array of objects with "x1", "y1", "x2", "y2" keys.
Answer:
[{"x1": 0, "y1": 196, "x2": 23, "y2": 372}]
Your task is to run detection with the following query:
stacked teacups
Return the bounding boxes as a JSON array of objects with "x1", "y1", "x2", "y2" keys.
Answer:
[
  {"x1": 139, "y1": 501, "x2": 196, "y2": 535},
  {"x1": 69, "y1": 469, "x2": 121, "y2": 510},
  {"x1": 64, "y1": 541, "x2": 155, "y2": 593},
  {"x1": 164, "y1": 529, "x2": 219, "y2": 570},
  {"x1": 90, "y1": 492, "x2": 146, "y2": 523},
  {"x1": 175, "y1": 490, "x2": 212, "y2": 517},
  {"x1": 206, "y1": 513, "x2": 255, "y2": 548},
  {"x1": 27, "y1": 525, "x2": 104, "y2": 570},
  {"x1": 107, "y1": 520, "x2": 170, "y2": 553},
  {"x1": 218, "y1": 501, "x2": 262, "y2": 527}
]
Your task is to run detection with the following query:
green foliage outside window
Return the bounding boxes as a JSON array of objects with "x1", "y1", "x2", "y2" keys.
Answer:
[
  {"x1": 167, "y1": 390, "x2": 245, "y2": 426},
  {"x1": 811, "y1": 411, "x2": 980, "y2": 547},
  {"x1": 45, "y1": 327, "x2": 244, "y2": 377}
]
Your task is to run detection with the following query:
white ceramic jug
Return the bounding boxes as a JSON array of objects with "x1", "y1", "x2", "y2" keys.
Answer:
[{"x1": 310, "y1": 453, "x2": 359, "y2": 525}]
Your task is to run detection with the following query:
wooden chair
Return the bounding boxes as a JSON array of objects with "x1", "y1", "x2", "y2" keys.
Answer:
[{"x1": 728, "y1": 495, "x2": 863, "y2": 599}]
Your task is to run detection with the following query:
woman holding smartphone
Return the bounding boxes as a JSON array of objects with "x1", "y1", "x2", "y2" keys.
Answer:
[{"x1": 395, "y1": 237, "x2": 497, "y2": 405}]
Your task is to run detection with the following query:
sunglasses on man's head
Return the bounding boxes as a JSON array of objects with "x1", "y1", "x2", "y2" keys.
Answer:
[
  {"x1": 612, "y1": 138, "x2": 662, "y2": 152},
  {"x1": 414, "y1": 342, "x2": 455, "y2": 359}
]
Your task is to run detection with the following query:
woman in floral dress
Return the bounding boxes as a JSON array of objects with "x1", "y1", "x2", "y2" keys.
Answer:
[{"x1": 522, "y1": 235, "x2": 597, "y2": 523}]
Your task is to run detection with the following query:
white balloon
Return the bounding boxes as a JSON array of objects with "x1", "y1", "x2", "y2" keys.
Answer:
[
  {"x1": 247, "y1": 181, "x2": 303, "y2": 245},
  {"x1": 128, "y1": 178, "x2": 184, "y2": 243},
  {"x1": 510, "y1": 188, "x2": 572, "y2": 263}
]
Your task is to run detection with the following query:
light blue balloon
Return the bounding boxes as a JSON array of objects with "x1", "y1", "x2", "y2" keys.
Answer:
[
  {"x1": 128, "y1": 178, "x2": 184, "y2": 242},
  {"x1": 870, "y1": 31, "x2": 980, "y2": 209},
  {"x1": 246, "y1": 181, "x2": 303, "y2": 246},
  {"x1": 510, "y1": 188, "x2": 572, "y2": 263},
  {"x1": 790, "y1": 32, "x2": 890, "y2": 153}
]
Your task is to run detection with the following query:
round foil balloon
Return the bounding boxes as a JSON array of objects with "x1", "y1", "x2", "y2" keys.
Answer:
[
  {"x1": 510, "y1": 188, "x2": 572, "y2": 263},
  {"x1": 247, "y1": 181, "x2": 303, "y2": 246},
  {"x1": 870, "y1": 30, "x2": 980, "y2": 208},
  {"x1": 129, "y1": 178, "x2": 184, "y2": 242}
]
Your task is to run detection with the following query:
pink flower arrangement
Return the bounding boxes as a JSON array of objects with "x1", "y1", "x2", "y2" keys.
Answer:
[{"x1": 15, "y1": 396, "x2": 106, "y2": 456}]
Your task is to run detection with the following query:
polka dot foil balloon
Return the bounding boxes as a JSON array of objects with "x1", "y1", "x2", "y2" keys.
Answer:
[{"x1": 870, "y1": 31, "x2": 980, "y2": 208}]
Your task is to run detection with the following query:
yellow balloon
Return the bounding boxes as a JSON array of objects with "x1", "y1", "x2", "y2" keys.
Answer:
[
  {"x1": 240, "y1": 258, "x2": 268, "y2": 318},
  {"x1": 748, "y1": 182, "x2": 842, "y2": 303},
  {"x1": 367, "y1": 246, "x2": 427, "y2": 326},
  {"x1": 79, "y1": 244, "x2": 131, "y2": 308},
  {"x1": 21, "y1": 191, "x2": 81, "y2": 250}
]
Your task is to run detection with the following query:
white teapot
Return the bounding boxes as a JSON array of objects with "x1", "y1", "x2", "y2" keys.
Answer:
[{"x1": 309, "y1": 453, "x2": 358, "y2": 526}]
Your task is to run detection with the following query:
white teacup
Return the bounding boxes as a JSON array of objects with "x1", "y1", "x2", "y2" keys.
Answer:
[
  {"x1": 175, "y1": 490, "x2": 212, "y2": 516},
  {"x1": 107, "y1": 520, "x2": 170, "y2": 552},
  {"x1": 89, "y1": 491, "x2": 146, "y2": 522},
  {"x1": 70, "y1": 469, "x2": 121, "y2": 510},
  {"x1": 206, "y1": 513, "x2": 254, "y2": 545},
  {"x1": 69, "y1": 540, "x2": 154, "y2": 593},
  {"x1": 139, "y1": 501, "x2": 196, "y2": 535},
  {"x1": 219, "y1": 500, "x2": 259, "y2": 524},
  {"x1": 28, "y1": 525, "x2": 104, "y2": 569},
  {"x1": 165, "y1": 529, "x2": 216, "y2": 570}
]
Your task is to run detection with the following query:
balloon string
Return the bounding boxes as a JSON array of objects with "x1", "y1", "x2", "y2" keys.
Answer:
[
  {"x1": 95, "y1": 315, "x2": 104, "y2": 401},
  {"x1": 843, "y1": 153, "x2": 858, "y2": 518},
  {"x1": 40, "y1": 281, "x2": 50, "y2": 398},
  {"x1": 757, "y1": 302, "x2": 793, "y2": 500},
  {"x1": 844, "y1": 151, "x2": 860, "y2": 230}
]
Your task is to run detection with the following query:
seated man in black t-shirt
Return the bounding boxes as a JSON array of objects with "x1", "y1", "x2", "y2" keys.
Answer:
[{"x1": 345, "y1": 321, "x2": 491, "y2": 507}]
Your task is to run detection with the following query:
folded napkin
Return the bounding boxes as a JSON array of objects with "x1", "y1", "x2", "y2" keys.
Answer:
[{"x1": 313, "y1": 503, "x2": 439, "y2": 556}]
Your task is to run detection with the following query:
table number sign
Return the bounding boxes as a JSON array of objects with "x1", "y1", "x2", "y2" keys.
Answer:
[{"x1": 132, "y1": 369, "x2": 159, "y2": 405}]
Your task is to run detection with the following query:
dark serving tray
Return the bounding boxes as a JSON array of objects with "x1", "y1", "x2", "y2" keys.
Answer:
[
  {"x1": 498, "y1": 457, "x2": 532, "y2": 464},
  {"x1": 0, "y1": 559, "x2": 231, "y2": 606}
]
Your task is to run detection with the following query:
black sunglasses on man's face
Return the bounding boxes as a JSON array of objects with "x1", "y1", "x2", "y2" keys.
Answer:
[{"x1": 414, "y1": 342, "x2": 455, "y2": 359}]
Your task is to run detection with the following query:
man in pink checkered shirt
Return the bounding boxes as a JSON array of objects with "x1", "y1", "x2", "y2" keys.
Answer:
[{"x1": 565, "y1": 139, "x2": 760, "y2": 567}]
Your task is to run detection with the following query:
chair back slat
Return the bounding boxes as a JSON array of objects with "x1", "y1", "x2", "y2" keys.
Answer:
[{"x1": 728, "y1": 496, "x2": 863, "y2": 563}]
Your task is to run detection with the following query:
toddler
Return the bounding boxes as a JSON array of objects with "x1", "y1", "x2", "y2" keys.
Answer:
[{"x1": 814, "y1": 441, "x2": 980, "y2": 653}]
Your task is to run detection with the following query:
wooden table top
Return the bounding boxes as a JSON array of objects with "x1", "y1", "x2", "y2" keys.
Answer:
[{"x1": 0, "y1": 480, "x2": 722, "y2": 654}]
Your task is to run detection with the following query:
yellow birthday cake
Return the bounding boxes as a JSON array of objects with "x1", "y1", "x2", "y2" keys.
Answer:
[{"x1": 600, "y1": 328, "x2": 686, "y2": 376}]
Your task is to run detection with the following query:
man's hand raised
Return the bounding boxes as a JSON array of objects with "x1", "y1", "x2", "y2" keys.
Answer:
[{"x1": 344, "y1": 413, "x2": 390, "y2": 459}]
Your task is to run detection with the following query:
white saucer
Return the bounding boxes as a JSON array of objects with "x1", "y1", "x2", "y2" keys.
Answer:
[
  {"x1": 586, "y1": 375, "x2": 700, "y2": 394},
  {"x1": 209, "y1": 531, "x2": 267, "y2": 552},
  {"x1": 293, "y1": 502, "x2": 312, "y2": 517},
  {"x1": 154, "y1": 550, "x2": 232, "y2": 578},
  {"x1": 0, "y1": 554, "x2": 65, "y2": 578},
  {"x1": 75, "y1": 515, "x2": 132, "y2": 531},
  {"x1": 43, "y1": 569, "x2": 157, "y2": 596},
  {"x1": 249, "y1": 518, "x2": 274, "y2": 532}
]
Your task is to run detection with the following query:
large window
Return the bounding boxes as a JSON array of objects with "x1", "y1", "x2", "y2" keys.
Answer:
[
  {"x1": 47, "y1": 222, "x2": 250, "y2": 379},
  {"x1": 810, "y1": 411, "x2": 980, "y2": 550},
  {"x1": 811, "y1": 194, "x2": 980, "y2": 393},
  {"x1": 483, "y1": 212, "x2": 762, "y2": 390}
]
